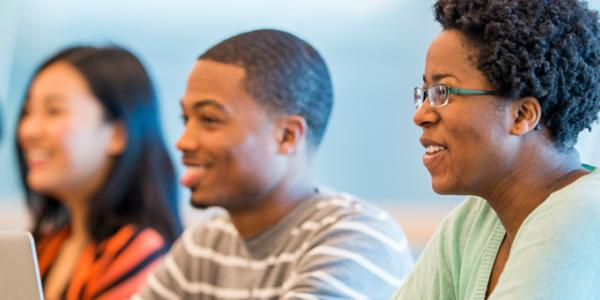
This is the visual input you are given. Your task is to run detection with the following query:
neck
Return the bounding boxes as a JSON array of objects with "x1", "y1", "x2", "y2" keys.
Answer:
[
  {"x1": 61, "y1": 194, "x2": 90, "y2": 242},
  {"x1": 482, "y1": 147, "x2": 586, "y2": 238},
  {"x1": 229, "y1": 176, "x2": 316, "y2": 240},
  {"x1": 50, "y1": 161, "x2": 113, "y2": 241}
]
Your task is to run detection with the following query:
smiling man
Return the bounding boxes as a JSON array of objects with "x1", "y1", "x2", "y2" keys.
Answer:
[{"x1": 134, "y1": 29, "x2": 412, "y2": 300}]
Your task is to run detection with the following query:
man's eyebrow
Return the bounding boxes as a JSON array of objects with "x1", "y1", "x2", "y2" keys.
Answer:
[{"x1": 180, "y1": 99, "x2": 227, "y2": 112}]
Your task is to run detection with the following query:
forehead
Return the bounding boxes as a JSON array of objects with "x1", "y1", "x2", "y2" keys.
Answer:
[
  {"x1": 424, "y1": 30, "x2": 490, "y2": 88},
  {"x1": 182, "y1": 60, "x2": 252, "y2": 109},
  {"x1": 29, "y1": 62, "x2": 90, "y2": 99},
  {"x1": 188, "y1": 59, "x2": 245, "y2": 88}
]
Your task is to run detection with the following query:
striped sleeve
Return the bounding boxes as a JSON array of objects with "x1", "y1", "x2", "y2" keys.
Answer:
[
  {"x1": 280, "y1": 203, "x2": 413, "y2": 300},
  {"x1": 134, "y1": 197, "x2": 414, "y2": 300},
  {"x1": 133, "y1": 233, "x2": 189, "y2": 299}
]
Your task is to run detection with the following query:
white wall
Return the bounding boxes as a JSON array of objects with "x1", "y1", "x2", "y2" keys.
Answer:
[
  {"x1": 0, "y1": 0, "x2": 21, "y2": 195},
  {"x1": 1, "y1": 1, "x2": 599, "y2": 252},
  {"x1": 0, "y1": 0, "x2": 448, "y2": 205},
  {"x1": 0, "y1": 1, "x2": 20, "y2": 100}
]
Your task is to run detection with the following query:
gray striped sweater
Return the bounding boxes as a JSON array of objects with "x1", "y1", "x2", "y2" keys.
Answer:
[{"x1": 134, "y1": 190, "x2": 413, "y2": 300}]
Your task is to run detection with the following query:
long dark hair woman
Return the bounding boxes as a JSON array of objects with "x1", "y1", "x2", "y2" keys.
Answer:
[{"x1": 16, "y1": 46, "x2": 182, "y2": 300}]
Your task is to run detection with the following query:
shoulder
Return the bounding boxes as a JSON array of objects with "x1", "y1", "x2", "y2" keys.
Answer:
[
  {"x1": 304, "y1": 190, "x2": 397, "y2": 223},
  {"x1": 104, "y1": 224, "x2": 167, "y2": 253},
  {"x1": 300, "y1": 191, "x2": 404, "y2": 238},
  {"x1": 297, "y1": 190, "x2": 414, "y2": 269},
  {"x1": 515, "y1": 170, "x2": 600, "y2": 247},
  {"x1": 82, "y1": 225, "x2": 170, "y2": 299},
  {"x1": 94, "y1": 224, "x2": 169, "y2": 274},
  {"x1": 490, "y1": 171, "x2": 600, "y2": 299},
  {"x1": 282, "y1": 191, "x2": 414, "y2": 298},
  {"x1": 36, "y1": 226, "x2": 69, "y2": 253},
  {"x1": 523, "y1": 169, "x2": 600, "y2": 233}
]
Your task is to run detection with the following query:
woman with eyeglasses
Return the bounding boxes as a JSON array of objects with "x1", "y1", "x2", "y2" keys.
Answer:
[
  {"x1": 16, "y1": 46, "x2": 182, "y2": 300},
  {"x1": 394, "y1": 0, "x2": 600, "y2": 299}
]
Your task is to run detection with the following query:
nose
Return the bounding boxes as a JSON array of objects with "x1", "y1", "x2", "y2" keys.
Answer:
[
  {"x1": 413, "y1": 99, "x2": 439, "y2": 129},
  {"x1": 17, "y1": 112, "x2": 44, "y2": 145},
  {"x1": 176, "y1": 124, "x2": 198, "y2": 152}
]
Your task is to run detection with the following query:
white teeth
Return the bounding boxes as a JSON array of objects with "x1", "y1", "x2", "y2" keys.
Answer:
[{"x1": 425, "y1": 145, "x2": 446, "y2": 155}]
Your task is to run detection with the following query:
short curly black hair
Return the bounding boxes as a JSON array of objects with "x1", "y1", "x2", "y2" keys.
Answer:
[
  {"x1": 199, "y1": 29, "x2": 333, "y2": 150},
  {"x1": 434, "y1": 0, "x2": 600, "y2": 149}
]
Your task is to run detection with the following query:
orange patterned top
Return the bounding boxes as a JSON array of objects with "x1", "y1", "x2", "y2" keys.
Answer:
[{"x1": 37, "y1": 225, "x2": 168, "y2": 300}]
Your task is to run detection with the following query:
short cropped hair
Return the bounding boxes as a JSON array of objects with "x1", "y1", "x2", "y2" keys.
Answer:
[{"x1": 199, "y1": 29, "x2": 333, "y2": 149}]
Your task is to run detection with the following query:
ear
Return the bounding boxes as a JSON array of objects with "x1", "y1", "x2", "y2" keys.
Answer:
[
  {"x1": 107, "y1": 121, "x2": 127, "y2": 156},
  {"x1": 510, "y1": 97, "x2": 542, "y2": 136},
  {"x1": 274, "y1": 115, "x2": 307, "y2": 155}
]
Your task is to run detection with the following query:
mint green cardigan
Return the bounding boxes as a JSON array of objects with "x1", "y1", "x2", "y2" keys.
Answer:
[{"x1": 394, "y1": 167, "x2": 600, "y2": 300}]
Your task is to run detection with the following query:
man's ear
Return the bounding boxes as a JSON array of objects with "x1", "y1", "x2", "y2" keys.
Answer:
[
  {"x1": 107, "y1": 121, "x2": 127, "y2": 156},
  {"x1": 274, "y1": 115, "x2": 307, "y2": 155},
  {"x1": 510, "y1": 96, "x2": 542, "y2": 136}
]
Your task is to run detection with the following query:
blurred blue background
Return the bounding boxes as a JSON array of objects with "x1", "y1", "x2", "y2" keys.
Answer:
[{"x1": 1, "y1": 0, "x2": 600, "y2": 249}]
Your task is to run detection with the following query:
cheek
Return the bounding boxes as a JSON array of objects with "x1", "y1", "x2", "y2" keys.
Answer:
[
  {"x1": 445, "y1": 116, "x2": 489, "y2": 178},
  {"x1": 63, "y1": 124, "x2": 112, "y2": 173},
  {"x1": 26, "y1": 120, "x2": 80, "y2": 188},
  {"x1": 41, "y1": 119, "x2": 77, "y2": 165},
  {"x1": 445, "y1": 112, "x2": 508, "y2": 182},
  {"x1": 448, "y1": 119, "x2": 486, "y2": 150},
  {"x1": 202, "y1": 131, "x2": 251, "y2": 184},
  {"x1": 445, "y1": 109, "x2": 483, "y2": 142},
  {"x1": 228, "y1": 134, "x2": 275, "y2": 181},
  {"x1": 57, "y1": 120, "x2": 87, "y2": 157},
  {"x1": 229, "y1": 139, "x2": 264, "y2": 172}
]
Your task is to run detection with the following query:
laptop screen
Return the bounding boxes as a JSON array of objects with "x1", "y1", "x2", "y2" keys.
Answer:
[{"x1": 0, "y1": 231, "x2": 44, "y2": 299}]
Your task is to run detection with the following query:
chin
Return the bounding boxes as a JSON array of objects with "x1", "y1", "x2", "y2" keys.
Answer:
[
  {"x1": 431, "y1": 178, "x2": 455, "y2": 195},
  {"x1": 189, "y1": 200, "x2": 212, "y2": 209},
  {"x1": 432, "y1": 186, "x2": 450, "y2": 195},
  {"x1": 189, "y1": 190, "x2": 220, "y2": 209},
  {"x1": 432, "y1": 179, "x2": 472, "y2": 196},
  {"x1": 189, "y1": 195, "x2": 212, "y2": 209},
  {"x1": 27, "y1": 179, "x2": 52, "y2": 193}
]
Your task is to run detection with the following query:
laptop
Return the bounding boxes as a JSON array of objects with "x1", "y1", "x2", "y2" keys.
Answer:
[{"x1": 0, "y1": 231, "x2": 44, "y2": 299}]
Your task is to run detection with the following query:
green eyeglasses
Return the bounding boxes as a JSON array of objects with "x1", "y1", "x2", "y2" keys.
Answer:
[{"x1": 414, "y1": 84, "x2": 497, "y2": 109}]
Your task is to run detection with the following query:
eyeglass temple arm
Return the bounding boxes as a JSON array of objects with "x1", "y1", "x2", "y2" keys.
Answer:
[{"x1": 447, "y1": 87, "x2": 497, "y2": 95}]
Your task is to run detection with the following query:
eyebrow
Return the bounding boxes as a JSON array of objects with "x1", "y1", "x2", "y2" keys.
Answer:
[
  {"x1": 180, "y1": 99, "x2": 227, "y2": 113},
  {"x1": 24, "y1": 94, "x2": 67, "y2": 106},
  {"x1": 45, "y1": 95, "x2": 67, "y2": 103},
  {"x1": 422, "y1": 73, "x2": 459, "y2": 84}
]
